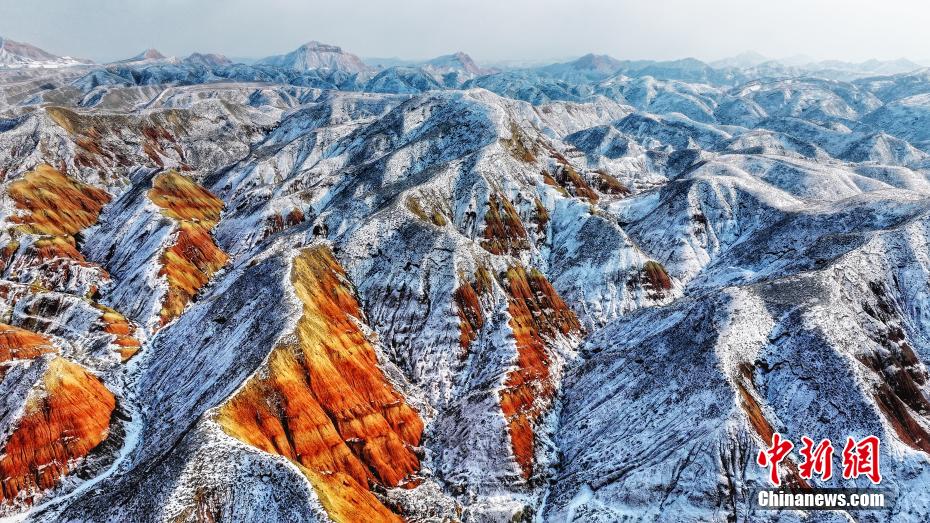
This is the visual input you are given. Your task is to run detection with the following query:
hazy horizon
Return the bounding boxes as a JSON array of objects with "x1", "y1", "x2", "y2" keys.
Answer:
[{"x1": 2, "y1": 0, "x2": 929, "y2": 65}]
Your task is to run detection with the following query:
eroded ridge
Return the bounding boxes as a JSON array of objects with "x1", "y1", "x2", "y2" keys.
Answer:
[
  {"x1": 217, "y1": 245, "x2": 424, "y2": 523},
  {"x1": 0, "y1": 326, "x2": 116, "y2": 506},
  {"x1": 148, "y1": 171, "x2": 228, "y2": 325},
  {"x1": 456, "y1": 265, "x2": 581, "y2": 480},
  {"x1": 8, "y1": 164, "x2": 111, "y2": 237}
]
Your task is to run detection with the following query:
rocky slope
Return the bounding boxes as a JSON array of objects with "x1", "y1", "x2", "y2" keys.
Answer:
[{"x1": 1, "y1": 38, "x2": 930, "y2": 522}]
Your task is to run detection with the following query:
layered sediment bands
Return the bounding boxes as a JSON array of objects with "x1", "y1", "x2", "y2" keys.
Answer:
[
  {"x1": 94, "y1": 306, "x2": 141, "y2": 361},
  {"x1": 547, "y1": 158, "x2": 598, "y2": 202},
  {"x1": 148, "y1": 171, "x2": 228, "y2": 325},
  {"x1": 627, "y1": 261, "x2": 673, "y2": 300},
  {"x1": 453, "y1": 280, "x2": 484, "y2": 352},
  {"x1": 594, "y1": 170, "x2": 631, "y2": 196},
  {"x1": 405, "y1": 196, "x2": 448, "y2": 227},
  {"x1": 860, "y1": 281, "x2": 930, "y2": 453},
  {"x1": 7, "y1": 164, "x2": 111, "y2": 237},
  {"x1": 0, "y1": 357, "x2": 115, "y2": 505},
  {"x1": 217, "y1": 245, "x2": 423, "y2": 523},
  {"x1": 642, "y1": 261, "x2": 673, "y2": 292},
  {"x1": 500, "y1": 266, "x2": 580, "y2": 479},
  {"x1": 263, "y1": 208, "x2": 306, "y2": 238},
  {"x1": 455, "y1": 265, "x2": 580, "y2": 479},
  {"x1": 481, "y1": 193, "x2": 528, "y2": 256},
  {"x1": 148, "y1": 171, "x2": 223, "y2": 223},
  {"x1": 0, "y1": 323, "x2": 56, "y2": 377},
  {"x1": 0, "y1": 240, "x2": 19, "y2": 272},
  {"x1": 735, "y1": 363, "x2": 809, "y2": 489},
  {"x1": 502, "y1": 122, "x2": 538, "y2": 163},
  {"x1": 453, "y1": 267, "x2": 493, "y2": 354},
  {"x1": 25, "y1": 236, "x2": 86, "y2": 264},
  {"x1": 4, "y1": 165, "x2": 110, "y2": 296},
  {"x1": 46, "y1": 106, "x2": 190, "y2": 171}
]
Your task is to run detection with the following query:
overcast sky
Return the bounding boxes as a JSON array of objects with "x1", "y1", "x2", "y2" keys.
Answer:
[{"x1": 2, "y1": 0, "x2": 929, "y2": 64}]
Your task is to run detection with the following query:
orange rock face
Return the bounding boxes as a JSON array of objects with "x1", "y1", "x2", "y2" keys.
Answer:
[
  {"x1": 7, "y1": 164, "x2": 111, "y2": 237},
  {"x1": 860, "y1": 282, "x2": 930, "y2": 453},
  {"x1": 452, "y1": 267, "x2": 494, "y2": 354},
  {"x1": 0, "y1": 240, "x2": 19, "y2": 273},
  {"x1": 627, "y1": 261, "x2": 673, "y2": 300},
  {"x1": 4, "y1": 165, "x2": 113, "y2": 296},
  {"x1": 46, "y1": 106, "x2": 190, "y2": 172},
  {"x1": 0, "y1": 357, "x2": 116, "y2": 505},
  {"x1": 453, "y1": 280, "x2": 484, "y2": 352},
  {"x1": 94, "y1": 305, "x2": 142, "y2": 361},
  {"x1": 148, "y1": 171, "x2": 229, "y2": 325},
  {"x1": 263, "y1": 208, "x2": 306, "y2": 238},
  {"x1": 457, "y1": 265, "x2": 580, "y2": 480},
  {"x1": 499, "y1": 266, "x2": 580, "y2": 479},
  {"x1": 217, "y1": 246, "x2": 423, "y2": 522},
  {"x1": 0, "y1": 323, "x2": 56, "y2": 378},
  {"x1": 481, "y1": 193, "x2": 529, "y2": 256},
  {"x1": 735, "y1": 363, "x2": 809, "y2": 490}
]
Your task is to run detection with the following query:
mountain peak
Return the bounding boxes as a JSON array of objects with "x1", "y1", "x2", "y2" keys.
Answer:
[
  {"x1": 299, "y1": 40, "x2": 343, "y2": 53},
  {"x1": 256, "y1": 40, "x2": 371, "y2": 74},
  {"x1": 184, "y1": 52, "x2": 232, "y2": 67},
  {"x1": 571, "y1": 53, "x2": 623, "y2": 73},
  {"x1": 424, "y1": 51, "x2": 487, "y2": 75},
  {"x1": 140, "y1": 48, "x2": 166, "y2": 60},
  {"x1": 0, "y1": 36, "x2": 91, "y2": 68}
]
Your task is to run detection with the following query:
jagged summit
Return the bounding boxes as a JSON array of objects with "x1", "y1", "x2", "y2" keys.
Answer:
[{"x1": 139, "y1": 48, "x2": 166, "y2": 60}]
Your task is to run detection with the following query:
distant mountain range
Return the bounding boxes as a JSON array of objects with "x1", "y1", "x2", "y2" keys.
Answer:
[{"x1": 0, "y1": 34, "x2": 925, "y2": 85}]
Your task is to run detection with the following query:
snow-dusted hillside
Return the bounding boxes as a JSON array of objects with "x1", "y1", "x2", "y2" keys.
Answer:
[
  {"x1": 0, "y1": 36, "x2": 91, "y2": 69},
  {"x1": 1, "y1": 37, "x2": 930, "y2": 523}
]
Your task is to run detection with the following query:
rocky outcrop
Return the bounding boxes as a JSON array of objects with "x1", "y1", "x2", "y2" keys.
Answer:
[
  {"x1": 499, "y1": 266, "x2": 581, "y2": 479},
  {"x1": 217, "y1": 245, "x2": 423, "y2": 522},
  {"x1": 7, "y1": 164, "x2": 111, "y2": 237},
  {"x1": 0, "y1": 354, "x2": 115, "y2": 506},
  {"x1": 480, "y1": 193, "x2": 528, "y2": 256},
  {"x1": 148, "y1": 171, "x2": 228, "y2": 325},
  {"x1": 0, "y1": 323, "x2": 56, "y2": 377},
  {"x1": 456, "y1": 264, "x2": 581, "y2": 480}
]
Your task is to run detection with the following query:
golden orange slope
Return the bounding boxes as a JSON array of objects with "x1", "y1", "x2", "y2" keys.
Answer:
[
  {"x1": 7, "y1": 164, "x2": 112, "y2": 237},
  {"x1": 4, "y1": 165, "x2": 140, "y2": 358},
  {"x1": 500, "y1": 266, "x2": 580, "y2": 480},
  {"x1": 217, "y1": 245, "x2": 423, "y2": 523},
  {"x1": 481, "y1": 193, "x2": 529, "y2": 256},
  {"x1": 0, "y1": 323, "x2": 57, "y2": 365},
  {"x1": 148, "y1": 171, "x2": 229, "y2": 325},
  {"x1": 0, "y1": 325, "x2": 115, "y2": 505},
  {"x1": 94, "y1": 305, "x2": 142, "y2": 362}
]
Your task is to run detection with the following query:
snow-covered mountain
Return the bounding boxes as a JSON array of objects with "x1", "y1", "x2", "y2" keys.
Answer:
[
  {"x1": 182, "y1": 52, "x2": 232, "y2": 67},
  {"x1": 256, "y1": 40, "x2": 372, "y2": 75},
  {"x1": 0, "y1": 36, "x2": 91, "y2": 68},
  {"x1": 422, "y1": 52, "x2": 489, "y2": 75},
  {"x1": 2, "y1": 38, "x2": 930, "y2": 523}
]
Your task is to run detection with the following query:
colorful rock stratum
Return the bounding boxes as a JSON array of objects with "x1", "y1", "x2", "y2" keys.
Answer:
[{"x1": 2, "y1": 34, "x2": 930, "y2": 523}]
